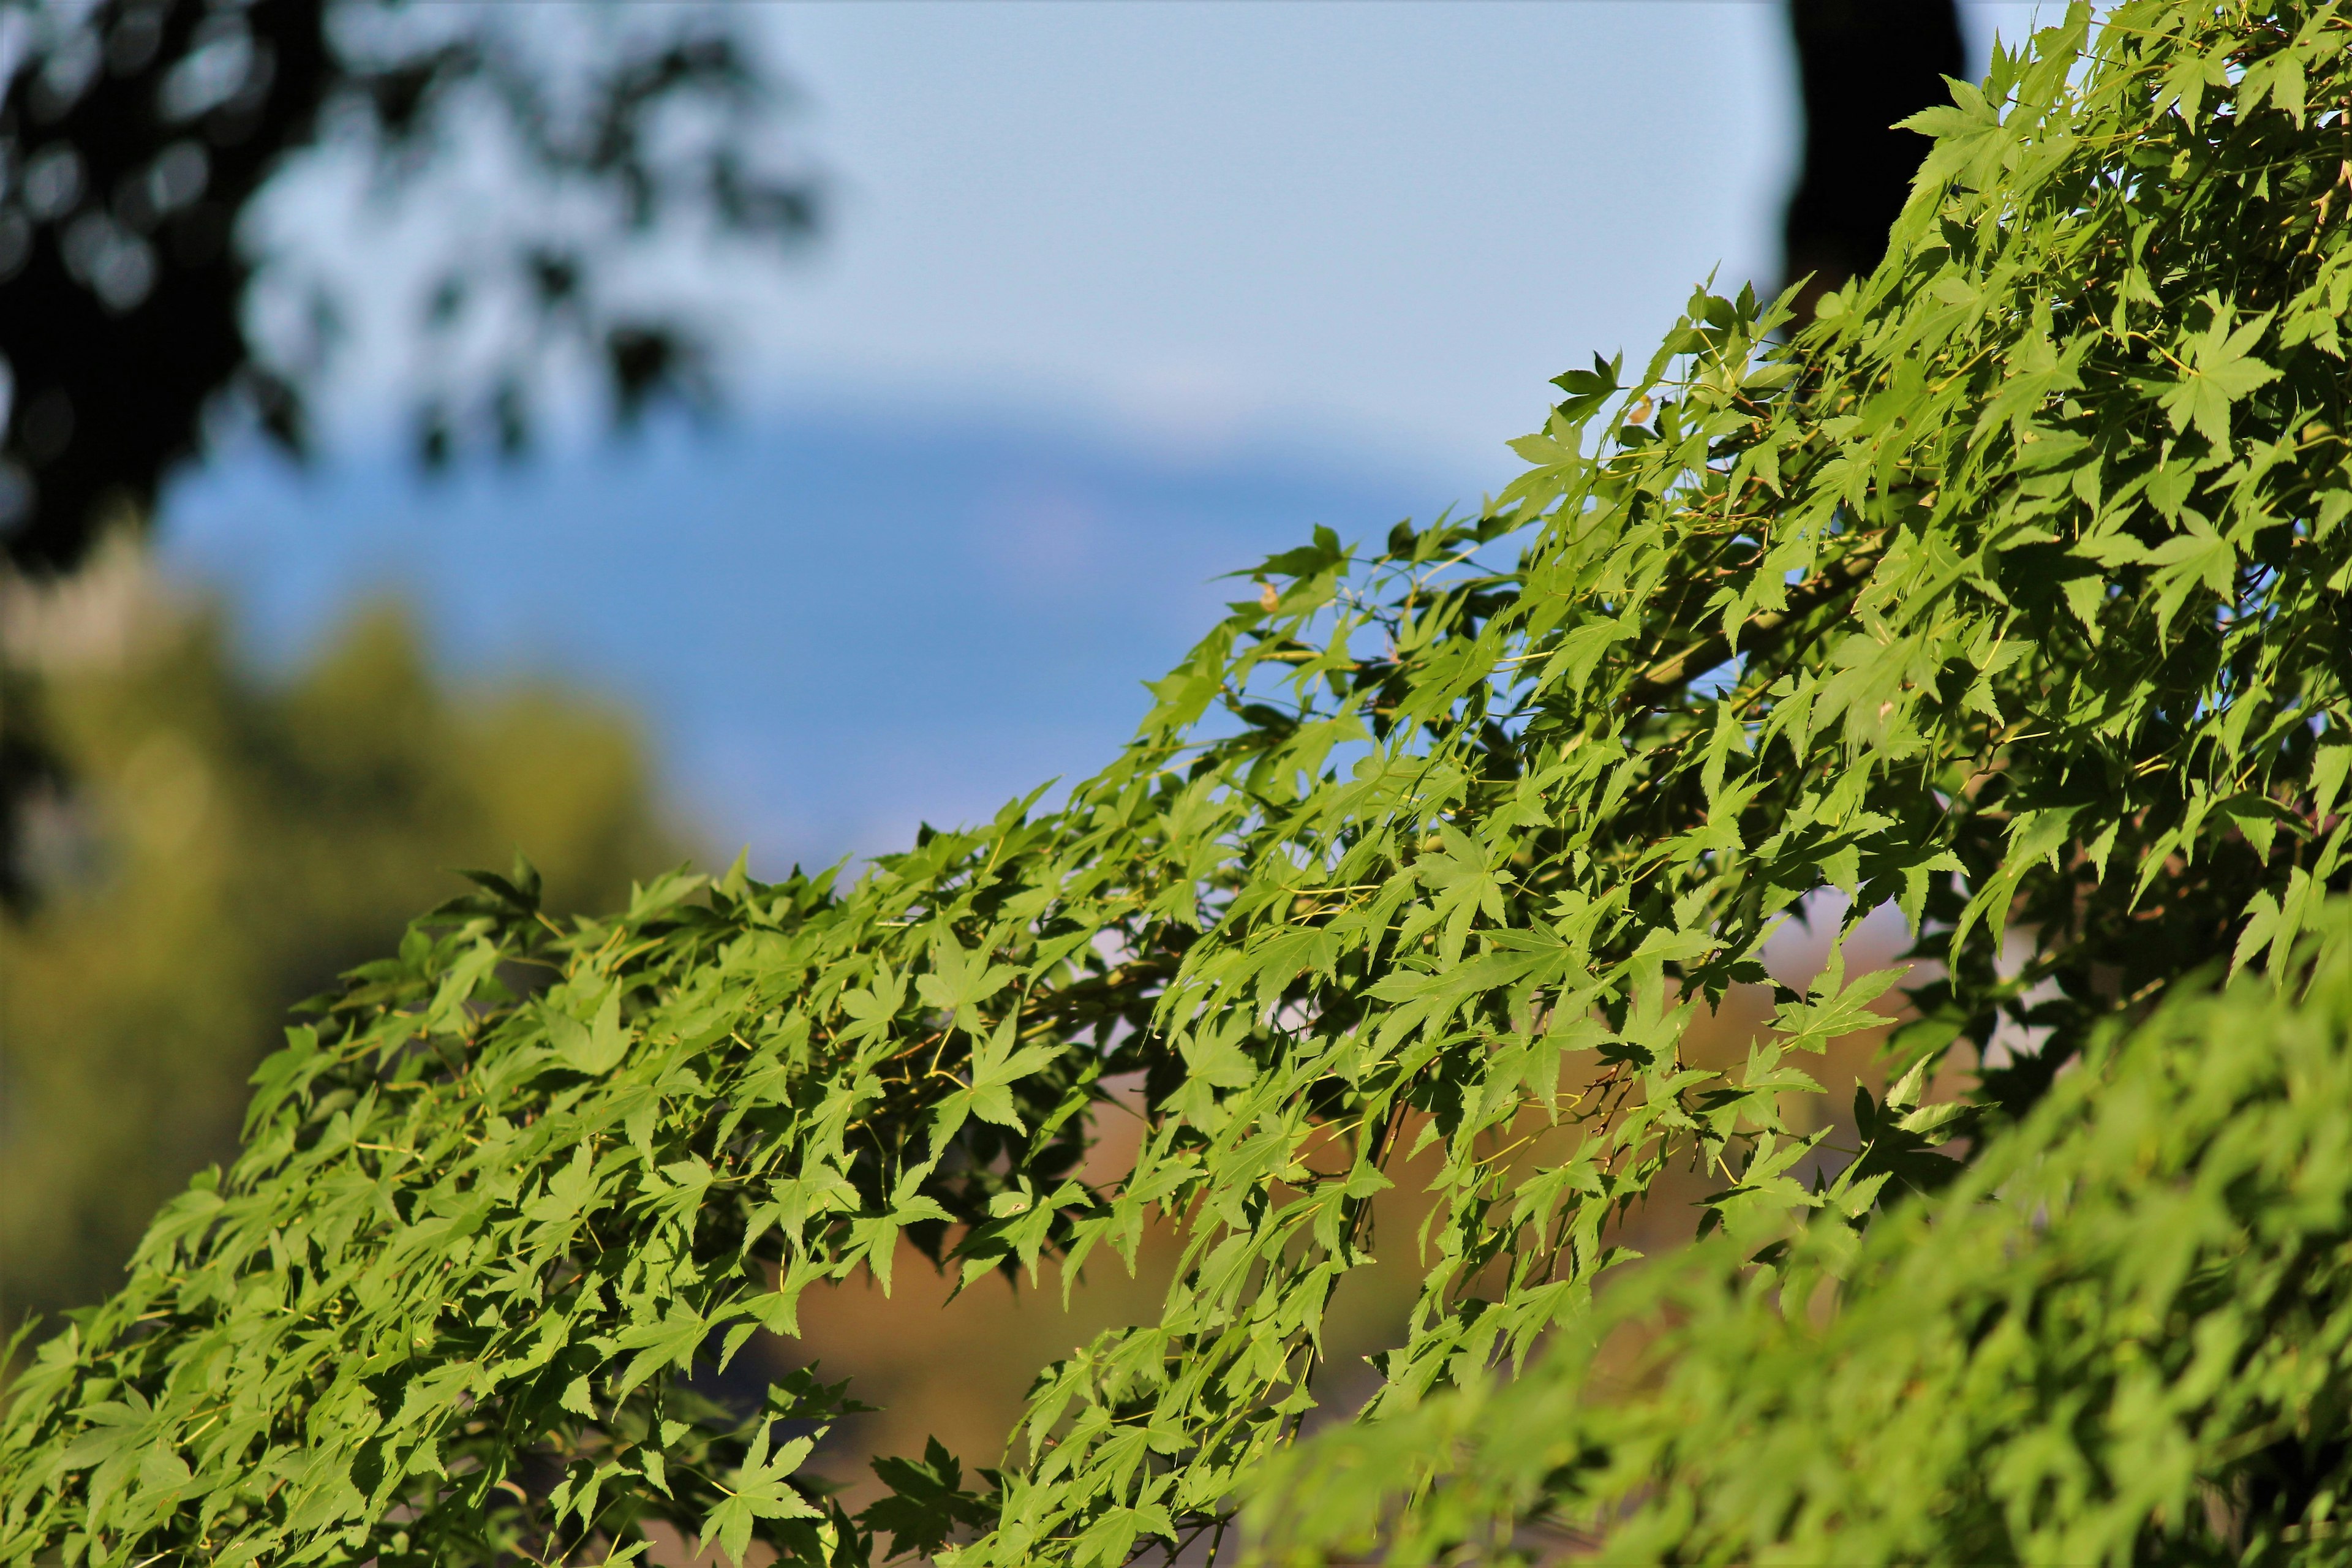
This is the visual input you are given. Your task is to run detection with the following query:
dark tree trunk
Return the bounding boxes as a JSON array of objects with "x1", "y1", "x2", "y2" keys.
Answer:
[{"x1": 1782, "y1": 0, "x2": 1966, "y2": 325}]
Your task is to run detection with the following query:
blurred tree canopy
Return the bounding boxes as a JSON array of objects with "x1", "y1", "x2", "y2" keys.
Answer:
[
  {"x1": 0, "y1": 556, "x2": 681, "y2": 1328},
  {"x1": 0, "y1": 0, "x2": 816, "y2": 579}
]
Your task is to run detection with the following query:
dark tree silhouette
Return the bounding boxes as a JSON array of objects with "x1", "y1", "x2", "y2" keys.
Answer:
[
  {"x1": 1782, "y1": 0, "x2": 1966, "y2": 323},
  {"x1": 0, "y1": 0, "x2": 816, "y2": 579}
]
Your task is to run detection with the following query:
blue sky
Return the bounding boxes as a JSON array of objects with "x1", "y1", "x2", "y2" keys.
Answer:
[{"x1": 159, "y1": 1, "x2": 2043, "y2": 869}]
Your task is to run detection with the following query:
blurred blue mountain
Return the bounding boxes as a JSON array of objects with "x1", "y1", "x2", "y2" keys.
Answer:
[{"x1": 160, "y1": 399, "x2": 1481, "y2": 869}]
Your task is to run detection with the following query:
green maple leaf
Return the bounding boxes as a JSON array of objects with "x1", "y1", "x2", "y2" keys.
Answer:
[
  {"x1": 705, "y1": 1421, "x2": 821, "y2": 1565},
  {"x1": 930, "y1": 1013, "x2": 1065, "y2": 1147},
  {"x1": 2158, "y1": 301, "x2": 2279, "y2": 445}
]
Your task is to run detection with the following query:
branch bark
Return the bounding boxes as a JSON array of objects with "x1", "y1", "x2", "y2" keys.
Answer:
[{"x1": 1621, "y1": 542, "x2": 1888, "y2": 710}]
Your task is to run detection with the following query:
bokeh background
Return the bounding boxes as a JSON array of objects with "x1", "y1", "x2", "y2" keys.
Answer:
[{"x1": 2, "y1": 0, "x2": 2046, "y2": 1535}]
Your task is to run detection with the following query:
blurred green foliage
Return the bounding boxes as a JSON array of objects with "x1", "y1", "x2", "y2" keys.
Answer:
[
  {"x1": 0, "y1": 570, "x2": 678, "y2": 1327},
  {"x1": 1250, "y1": 910, "x2": 2352, "y2": 1564}
]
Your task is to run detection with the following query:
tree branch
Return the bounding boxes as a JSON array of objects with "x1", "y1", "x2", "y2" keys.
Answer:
[{"x1": 1621, "y1": 541, "x2": 1888, "y2": 710}]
